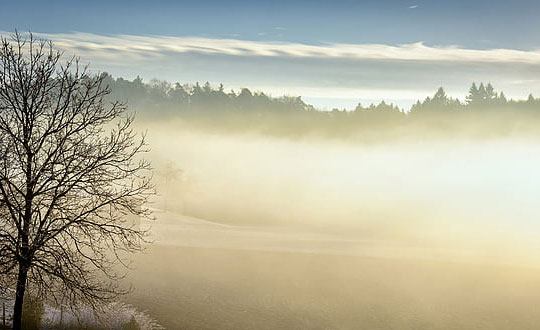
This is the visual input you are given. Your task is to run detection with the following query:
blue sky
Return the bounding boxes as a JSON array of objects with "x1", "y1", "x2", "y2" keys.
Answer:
[
  {"x1": 2, "y1": 0, "x2": 540, "y2": 109},
  {"x1": 3, "y1": 0, "x2": 540, "y2": 49}
]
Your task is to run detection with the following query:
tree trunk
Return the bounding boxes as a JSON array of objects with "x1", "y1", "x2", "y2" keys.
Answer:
[{"x1": 12, "y1": 263, "x2": 29, "y2": 330}]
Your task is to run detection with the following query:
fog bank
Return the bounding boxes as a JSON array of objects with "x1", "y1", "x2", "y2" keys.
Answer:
[{"x1": 140, "y1": 122, "x2": 540, "y2": 267}]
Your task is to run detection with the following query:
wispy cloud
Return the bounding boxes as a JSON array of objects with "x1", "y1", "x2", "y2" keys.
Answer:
[
  {"x1": 409, "y1": 5, "x2": 419, "y2": 9},
  {"x1": 14, "y1": 31, "x2": 540, "y2": 65}
]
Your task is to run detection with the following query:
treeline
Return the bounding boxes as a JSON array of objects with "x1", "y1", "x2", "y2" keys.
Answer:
[
  {"x1": 102, "y1": 73, "x2": 540, "y2": 139},
  {"x1": 102, "y1": 74, "x2": 314, "y2": 115},
  {"x1": 410, "y1": 84, "x2": 540, "y2": 113},
  {"x1": 103, "y1": 73, "x2": 540, "y2": 116}
]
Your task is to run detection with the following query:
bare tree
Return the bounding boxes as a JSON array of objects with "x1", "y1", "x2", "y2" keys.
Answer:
[{"x1": 0, "y1": 32, "x2": 153, "y2": 330}]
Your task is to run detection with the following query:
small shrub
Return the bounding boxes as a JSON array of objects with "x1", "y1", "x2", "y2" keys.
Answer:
[
  {"x1": 121, "y1": 316, "x2": 141, "y2": 330},
  {"x1": 42, "y1": 302, "x2": 162, "y2": 330}
]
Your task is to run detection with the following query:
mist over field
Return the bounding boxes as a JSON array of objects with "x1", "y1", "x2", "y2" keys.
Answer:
[
  {"x1": 4, "y1": 1, "x2": 540, "y2": 329},
  {"x1": 143, "y1": 120, "x2": 540, "y2": 264},
  {"x1": 122, "y1": 115, "x2": 540, "y2": 329},
  {"x1": 114, "y1": 77, "x2": 540, "y2": 328}
]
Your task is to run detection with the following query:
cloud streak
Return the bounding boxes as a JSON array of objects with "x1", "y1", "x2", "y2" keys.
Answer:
[{"x1": 10, "y1": 31, "x2": 540, "y2": 65}]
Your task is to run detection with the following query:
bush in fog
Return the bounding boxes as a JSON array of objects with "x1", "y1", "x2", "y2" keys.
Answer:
[
  {"x1": 43, "y1": 302, "x2": 163, "y2": 330},
  {"x1": 121, "y1": 316, "x2": 141, "y2": 330}
]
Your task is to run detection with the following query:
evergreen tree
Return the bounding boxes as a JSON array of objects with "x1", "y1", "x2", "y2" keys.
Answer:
[
  {"x1": 467, "y1": 82, "x2": 479, "y2": 105},
  {"x1": 478, "y1": 83, "x2": 487, "y2": 103},
  {"x1": 203, "y1": 81, "x2": 212, "y2": 93},
  {"x1": 486, "y1": 83, "x2": 497, "y2": 101},
  {"x1": 498, "y1": 91, "x2": 507, "y2": 104},
  {"x1": 432, "y1": 87, "x2": 448, "y2": 106}
]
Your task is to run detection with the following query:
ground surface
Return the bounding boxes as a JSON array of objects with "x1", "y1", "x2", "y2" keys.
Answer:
[{"x1": 124, "y1": 213, "x2": 540, "y2": 330}]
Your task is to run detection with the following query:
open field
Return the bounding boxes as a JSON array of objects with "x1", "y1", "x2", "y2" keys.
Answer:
[{"x1": 124, "y1": 213, "x2": 540, "y2": 330}]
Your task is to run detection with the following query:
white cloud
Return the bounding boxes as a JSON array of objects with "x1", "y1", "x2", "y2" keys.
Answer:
[
  {"x1": 409, "y1": 5, "x2": 419, "y2": 9},
  {"x1": 5, "y1": 31, "x2": 540, "y2": 65}
]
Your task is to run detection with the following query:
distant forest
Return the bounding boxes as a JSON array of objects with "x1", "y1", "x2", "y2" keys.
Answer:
[{"x1": 103, "y1": 73, "x2": 540, "y2": 138}]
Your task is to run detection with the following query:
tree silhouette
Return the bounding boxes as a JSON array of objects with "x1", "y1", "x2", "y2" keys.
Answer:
[
  {"x1": 410, "y1": 87, "x2": 461, "y2": 113},
  {"x1": 0, "y1": 33, "x2": 153, "y2": 330},
  {"x1": 467, "y1": 82, "x2": 480, "y2": 105},
  {"x1": 486, "y1": 83, "x2": 497, "y2": 101},
  {"x1": 92, "y1": 73, "x2": 540, "y2": 134}
]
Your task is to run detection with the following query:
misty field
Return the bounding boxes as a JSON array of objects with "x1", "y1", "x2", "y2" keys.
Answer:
[
  {"x1": 4, "y1": 3, "x2": 540, "y2": 329},
  {"x1": 126, "y1": 217, "x2": 540, "y2": 330},
  {"x1": 119, "y1": 126, "x2": 540, "y2": 329}
]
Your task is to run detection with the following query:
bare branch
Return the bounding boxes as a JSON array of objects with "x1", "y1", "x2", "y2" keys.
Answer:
[{"x1": 0, "y1": 32, "x2": 154, "y2": 325}]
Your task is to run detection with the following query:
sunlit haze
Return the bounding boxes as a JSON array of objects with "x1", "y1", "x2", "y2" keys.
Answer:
[{"x1": 2, "y1": 1, "x2": 540, "y2": 330}]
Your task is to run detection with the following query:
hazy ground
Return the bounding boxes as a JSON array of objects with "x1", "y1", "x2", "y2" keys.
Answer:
[
  {"x1": 123, "y1": 124, "x2": 540, "y2": 329},
  {"x1": 125, "y1": 212, "x2": 540, "y2": 330}
]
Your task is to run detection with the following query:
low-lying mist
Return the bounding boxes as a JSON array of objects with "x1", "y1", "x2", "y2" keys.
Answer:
[{"x1": 138, "y1": 118, "x2": 540, "y2": 268}]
